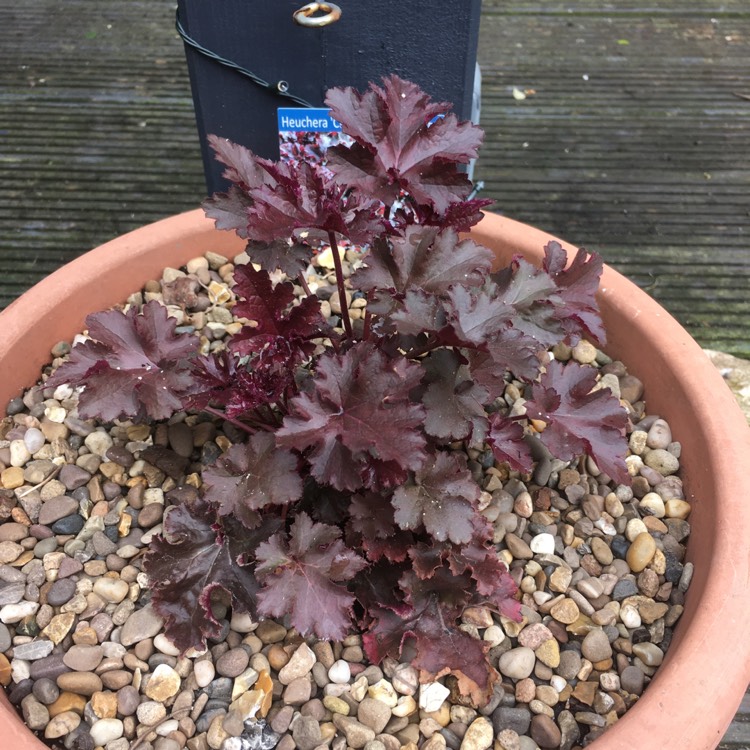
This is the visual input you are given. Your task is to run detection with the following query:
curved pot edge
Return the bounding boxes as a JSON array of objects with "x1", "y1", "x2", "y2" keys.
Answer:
[{"x1": 0, "y1": 209, "x2": 748, "y2": 750}]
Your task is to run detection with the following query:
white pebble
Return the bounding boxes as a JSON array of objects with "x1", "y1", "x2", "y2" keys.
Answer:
[
  {"x1": 229, "y1": 611, "x2": 256, "y2": 633},
  {"x1": 153, "y1": 633, "x2": 181, "y2": 656},
  {"x1": 328, "y1": 659, "x2": 351, "y2": 684},
  {"x1": 156, "y1": 719, "x2": 180, "y2": 736},
  {"x1": 639, "y1": 493, "x2": 666, "y2": 518},
  {"x1": 89, "y1": 718, "x2": 124, "y2": 746},
  {"x1": 625, "y1": 518, "x2": 648, "y2": 542},
  {"x1": 194, "y1": 660, "x2": 216, "y2": 688},
  {"x1": 23, "y1": 427, "x2": 45, "y2": 453},
  {"x1": 550, "y1": 675, "x2": 567, "y2": 693},
  {"x1": 620, "y1": 604, "x2": 641, "y2": 629},
  {"x1": 44, "y1": 405, "x2": 67, "y2": 423},
  {"x1": 11, "y1": 659, "x2": 30, "y2": 682},
  {"x1": 9, "y1": 440, "x2": 31, "y2": 467},
  {"x1": 483, "y1": 625, "x2": 506, "y2": 647},
  {"x1": 0, "y1": 601, "x2": 39, "y2": 624},
  {"x1": 530, "y1": 533, "x2": 555, "y2": 555},
  {"x1": 419, "y1": 682, "x2": 450, "y2": 712}
]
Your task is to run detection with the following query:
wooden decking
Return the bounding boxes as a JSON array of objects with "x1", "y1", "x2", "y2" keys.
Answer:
[{"x1": 0, "y1": 1, "x2": 749, "y2": 746}]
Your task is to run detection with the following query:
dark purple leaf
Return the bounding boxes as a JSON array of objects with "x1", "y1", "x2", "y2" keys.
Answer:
[
  {"x1": 421, "y1": 349, "x2": 489, "y2": 442},
  {"x1": 277, "y1": 342, "x2": 427, "y2": 491},
  {"x1": 145, "y1": 495, "x2": 280, "y2": 652},
  {"x1": 326, "y1": 75, "x2": 484, "y2": 213},
  {"x1": 486, "y1": 414, "x2": 534, "y2": 474},
  {"x1": 245, "y1": 239, "x2": 312, "y2": 277},
  {"x1": 392, "y1": 451, "x2": 481, "y2": 544},
  {"x1": 46, "y1": 301, "x2": 199, "y2": 422},
  {"x1": 255, "y1": 512, "x2": 367, "y2": 640},
  {"x1": 202, "y1": 432, "x2": 303, "y2": 528},
  {"x1": 524, "y1": 360, "x2": 630, "y2": 485},
  {"x1": 353, "y1": 226, "x2": 492, "y2": 299}
]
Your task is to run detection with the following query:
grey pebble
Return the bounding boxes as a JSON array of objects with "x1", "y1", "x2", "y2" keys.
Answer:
[
  {"x1": 29, "y1": 653, "x2": 70, "y2": 681},
  {"x1": 32, "y1": 677, "x2": 60, "y2": 705},
  {"x1": 47, "y1": 577, "x2": 77, "y2": 606},
  {"x1": 215, "y1": 647, "x2": 250, "y2": 678},
  {"x1": 51, "y1": 513, "x2": 84, "y2": 534},
  {"x1": 58, "y1": 464, "x2": 92, "y2": 491},
  {"x1": 37, "y1": 496, "x2": 78, "y2": 526},
  {"x1": 13, "y1": 639, "x2": 55, "y2": 661},
  {"x1": 0, "y1": 622, "x2": 11, "y2": 652},
  {"x1": 612, "y1": 578, "x2": 639, "y2": 600},
  {"x1": 0, "y1": 581, "x2": 25, "y2": 606},
  {"x1": 492, "y1": 707, "x2": 531, "y2": 736}
]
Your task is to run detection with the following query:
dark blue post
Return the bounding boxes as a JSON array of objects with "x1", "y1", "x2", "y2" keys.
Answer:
[{"x1": 177, "y1": 0, "x2": 482, "y2": 194}]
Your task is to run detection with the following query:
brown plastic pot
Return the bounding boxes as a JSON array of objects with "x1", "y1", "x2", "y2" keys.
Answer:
[{"x1": 1, "y1": 209, "x2": 749, "y2": 750}]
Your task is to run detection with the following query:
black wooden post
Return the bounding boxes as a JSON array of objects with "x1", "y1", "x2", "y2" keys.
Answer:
[{"x1": 177, "y1": 0, "x2": 483, "y2": 194}]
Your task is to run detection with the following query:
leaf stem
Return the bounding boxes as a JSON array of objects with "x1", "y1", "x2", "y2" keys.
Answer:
[
  {"x1": 203, "y1": 406, "x2": 256, "y2": 435},
  {"x1": 327, "y1": 231, "x2": 353, "y2": 339},
  {"x1": 297, "y1": 272, "x2": 313, "y2": 298}
]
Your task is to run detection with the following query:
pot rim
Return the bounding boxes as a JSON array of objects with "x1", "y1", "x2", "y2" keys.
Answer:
[{"x1": 1, "y1": 208, "x2": 749, "y2": 750}]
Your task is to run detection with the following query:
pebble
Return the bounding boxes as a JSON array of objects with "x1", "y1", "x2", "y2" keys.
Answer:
[
  {"x1": 626, "y1": 532, "x2": 657, "y2": 572},
  {"x1": 217, "y1": 647, "x2": 250, "y2": 678},
  {"x1": 460, "y1": 717, "x2": 493, "y2": 750},
  {"x1": 63, "y1": 644, "x2": 103, "y2": 672},
  {"x1": 358, "y1": 696, "x2": 392, "y2": 733},
  {"x1": 419, "y1": 682, "x2": 451, "y2": 712},
  {"x1": 529, "y1": 533, "x2": 555, "y2": 555},
  {"x1": 333, "y1": 715, "x2": 376, "y2": 748},
  {"x1": 44, "y1": 710, "x2": 81, "y2": 738},
  {"x1": 328, "y1": 658, "x2": 351, "y2": 684},
  {"x1": 195, "y1": 659, "x2": 216, "y2": 688},
  {"x1": 278, "y1": 643, "x2": 316, "y2": 684},
  {"x1": 144, "y1": 663, "x2": 181, "y2": 701},
  {"x1": 498, "y1": 648, "x2": 536, "y2": 680},
  {"x1": 89, "y1": 717, "x2": 124, "y2": 745},
  {"x1": 119, "y1": 603, "x2": 164, "y2": 645},
  {"x1": 92, "y1": 577, "x2": 129, "y2": 603},
  {"x1": 581, "y1": 630, "x2": 612, "y2": 662}
]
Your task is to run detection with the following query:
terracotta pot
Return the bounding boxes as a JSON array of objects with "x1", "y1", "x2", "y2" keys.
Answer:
[{"x1": 1, "y1": 209, "x2": 749, "y2": 750}]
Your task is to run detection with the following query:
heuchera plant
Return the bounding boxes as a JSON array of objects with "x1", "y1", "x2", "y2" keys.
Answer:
[{"x1": 47, "y1": 76, "x2": 630, "y2": 705}]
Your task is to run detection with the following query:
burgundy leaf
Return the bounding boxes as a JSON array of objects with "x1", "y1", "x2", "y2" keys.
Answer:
[
  {"x1": 277, "y1": 342, "x2": 427, "y2": 491},
  {"x1": 448, "y1": 542, "x2": 522, "y2": 622},
  {"x1": 542, "y1": 241, "x2": 606, "y2": 344},
  {"x1": 392, "y1": 451, "x2": 481, "y2": 544},
  {"x1": 145, "y1": 494, "x2": 280, "y2": 652},
  {"x1": 489, "y1": 244, "x2": 606, "y2": 348},
  {"x1": 229, "y1": 263, "x2": 325, "y2": 359},
  {"x1": 202, "y1": 187, "x2": 254, "y2": 238},
  {"x1": 353, "y1": 226, "x2": 492, "y2": 299},
  {"x1": 444, "y1": 284, "x2": 514, "y2": 348},
  {"x1": 202, "y1": 432, "x2": 303, "y2": 527},
  {"x1": 47, "y1": 301, "x2": 199, "y2": 422},
  {"x1": 348, "y1": 492, "x2": 397, "y2": 540},
  {"x1": 464, "y1": 342, "x2": 540, "y2": 401},
  {"x1": 421, "y1": 349, "x2": 489, "y2": 443},
  {"x1": 362, "y1": 570, "x2": 497, "y2": 706},
  {"x1": 524, "y1": 360, "x2": 630, "y2": 485},
  {"x1": 486, "y1": 414, "x2": 534, "y2": 474},
  {"x1": 326, "y1": 75, "x2": 484, "y2": 213},
  {"x1": 245, "y1": 239, "x2": 312, "y2": 277},
  {"x1": 389, "y1": 289, "x2": 447, "y2": 338},
  {"x1": 255, "y1": 512, "x2": 367, "y2": 640},
  {"x1": 207, "y1": 134, "x2": 268, "y2": 189}
]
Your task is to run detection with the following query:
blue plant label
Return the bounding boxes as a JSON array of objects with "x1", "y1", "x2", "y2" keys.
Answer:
[{"x1": 278, "y1": 108, "x2": 343, "y2": 133}]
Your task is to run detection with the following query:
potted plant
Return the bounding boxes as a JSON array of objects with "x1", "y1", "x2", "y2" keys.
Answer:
[{"x1": 1, "y1": 76, "x2": 749, "y2": 750}]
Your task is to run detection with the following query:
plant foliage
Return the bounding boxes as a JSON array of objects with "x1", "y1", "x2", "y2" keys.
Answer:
[{"x1": 52, "y1": 75, "x2": 631, "y2": 705}]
